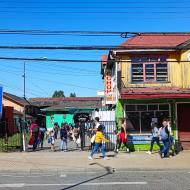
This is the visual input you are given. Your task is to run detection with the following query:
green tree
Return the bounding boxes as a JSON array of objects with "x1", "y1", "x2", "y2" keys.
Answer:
[
  {"x1": 70, "y1": 92, "x2": 76, "y2": 97},
  {"x1": 52, "y1": 90, "x2": 65, "y2": 98}
]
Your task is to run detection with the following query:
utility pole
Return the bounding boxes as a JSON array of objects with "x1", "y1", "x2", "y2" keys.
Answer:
[{"x1": 22, "y1": 61, "x2": 26, "y2": 151}]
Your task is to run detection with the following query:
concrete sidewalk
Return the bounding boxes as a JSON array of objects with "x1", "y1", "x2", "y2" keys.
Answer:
[{"x1": 0, "y1": 150, "x2": 190, "y2": 173}]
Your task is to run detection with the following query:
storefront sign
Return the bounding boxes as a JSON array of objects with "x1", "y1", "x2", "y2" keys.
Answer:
[
  {"x1": 105, "y1": 73, "x2": 116, "y2": 104},
  {"x1": 128, "y1": 135, "x2": 151, "y2": 144}
]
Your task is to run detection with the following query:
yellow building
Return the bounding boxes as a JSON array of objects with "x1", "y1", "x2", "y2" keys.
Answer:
[{"x1": 103, "y1": 33, "x2": 190, "y2": 150}]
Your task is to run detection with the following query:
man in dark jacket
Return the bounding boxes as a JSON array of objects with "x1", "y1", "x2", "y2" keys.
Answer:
[{"x1": 60, "y1": 123, "x2": 68, "y2": 151}]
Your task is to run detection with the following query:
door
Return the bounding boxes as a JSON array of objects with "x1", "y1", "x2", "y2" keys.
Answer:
[{"x1": 177, "y1": 103, "x2": 190, "y2": 150}]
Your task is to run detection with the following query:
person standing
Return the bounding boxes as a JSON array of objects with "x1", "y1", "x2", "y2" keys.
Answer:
[
  {"x1": 79, "y1": 121, "x2": 85, "y2": 151},
  {"x1": 31, "y1": 123, "x2": 40, "y2": 151},
  {"x1": 60, "y1": 123, "x2": 68, "y2": 152},
  {"x1": 88, "y1": 125, "x2": 109, "y2": 160},
  {"x1": 146, "y1": 123, "x2": 161, "y2": 154},
  {"x1": 53, "y1": 122, "x2": 59, "y2": 140},
  {"x1": 159, "y1": 119, "x2": 170, "y2": 158}
]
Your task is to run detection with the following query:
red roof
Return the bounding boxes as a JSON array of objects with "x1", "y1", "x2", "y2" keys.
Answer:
[
  {"x1": 120, "y1": 33, "x2": 190, "y2": 48},
  {"x1": 121, "y1": 87, "x2": 190, "y2": 99}
]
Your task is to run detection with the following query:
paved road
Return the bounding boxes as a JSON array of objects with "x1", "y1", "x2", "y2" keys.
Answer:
[{"x1": 0, "y1": 169, "x2": 189, "y2": 190}]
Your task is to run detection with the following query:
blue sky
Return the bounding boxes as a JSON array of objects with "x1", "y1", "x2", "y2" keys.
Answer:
[{"x1": 0, "y1": 0, "x2": 190, "y2": 98}]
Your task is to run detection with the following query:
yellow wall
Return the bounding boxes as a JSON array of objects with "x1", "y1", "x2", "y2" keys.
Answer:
[
  {"x1": 3, "y1": 98, "x2": 24, "y2": 113},
  {"x1": 120, "y1": 50, "x2": 190, "y2": 88}
]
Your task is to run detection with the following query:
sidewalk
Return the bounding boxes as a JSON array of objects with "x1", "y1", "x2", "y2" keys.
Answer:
[{"x1": 0, "y1": 150, "x2": 190, "y2": 173}]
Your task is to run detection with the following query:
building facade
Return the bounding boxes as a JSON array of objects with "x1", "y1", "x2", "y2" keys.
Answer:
[{"x1": 102, "y1": 33, "x2": 190, "y2": 150}]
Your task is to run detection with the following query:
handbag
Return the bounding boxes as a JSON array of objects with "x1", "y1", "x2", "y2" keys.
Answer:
[
  {"x1": 90, "y1": 134, "x2": 96, "y2": 143},
  {"x1": 28, "y1": 136, "x2": 34, "y2": 145}
]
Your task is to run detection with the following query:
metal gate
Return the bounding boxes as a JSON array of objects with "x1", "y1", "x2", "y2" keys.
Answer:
[
  {"x1": 0, "y1": 121, "x2": 22, "y2": 151},
  {"x1": 102, "y1": 121, "x2": 117, "y2": 151}
]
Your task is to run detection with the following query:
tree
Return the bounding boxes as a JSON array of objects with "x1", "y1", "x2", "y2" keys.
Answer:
[
  {"x1": 52, "y1": 90, "x2": 65, "y2": 98},
  {"x1": 70, "y1": 92, "x2": 76, "y2": 97}
]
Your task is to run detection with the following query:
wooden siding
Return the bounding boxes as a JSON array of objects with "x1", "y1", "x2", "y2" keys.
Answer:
[{"x1": 120, "y1": 50, "x2": 190, "y2": 89}]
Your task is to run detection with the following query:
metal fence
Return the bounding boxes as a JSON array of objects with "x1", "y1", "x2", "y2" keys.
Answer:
[
  {"x1": 102, "y1": 121, "x2": 117, "y2": 151},
  {"x1": 0, "y1": 121, "x2": 22, "y2": 152}
]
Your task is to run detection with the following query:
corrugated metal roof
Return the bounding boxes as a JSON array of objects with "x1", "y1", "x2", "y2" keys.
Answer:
[{"x1": 120, "y1": 33, "x2": 190, "y2": 48}]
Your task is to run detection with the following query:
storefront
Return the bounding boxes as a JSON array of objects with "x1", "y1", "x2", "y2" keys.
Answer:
[{"x1": 116, "y1": 96, "x2": 190, "y2": 150}]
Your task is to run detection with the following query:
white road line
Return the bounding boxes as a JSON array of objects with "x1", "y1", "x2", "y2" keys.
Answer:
[
  {"x1": 0, "y1": 182, "x2": 147, "y2": 188},
  {"x1": 60, "y1": 174, "x2": 67, "y2": 177},
  {"x1": 27, "y1": 182, "x2": 148, "y2": 187},
  {"x1": 0, "y1": 184, "x2": 25, "y2": 188},
  {"x1": 188, "y1": 172, "x2": 190, "y2": 173}
]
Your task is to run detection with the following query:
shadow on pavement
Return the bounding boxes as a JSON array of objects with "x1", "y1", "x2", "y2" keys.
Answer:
[{"x1": 61, "y1": 163, "x2": 115, "y2": 190}]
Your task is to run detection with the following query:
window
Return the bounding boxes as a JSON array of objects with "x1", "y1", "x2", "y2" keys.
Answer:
[
  {"x1": 131, "y1": 56, "x2": 168, "y2": 83},
  {"x1": 125, "y1": 104, "x2": 170, "y2": 133}
]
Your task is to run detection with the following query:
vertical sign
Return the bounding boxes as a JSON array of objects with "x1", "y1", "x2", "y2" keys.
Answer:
[
  {"x1": 105, "y1": 73, "x2": 113, "y2": 104},
  {"x1": 0, "y1": 86, "x2": 2, "y2": 118}
]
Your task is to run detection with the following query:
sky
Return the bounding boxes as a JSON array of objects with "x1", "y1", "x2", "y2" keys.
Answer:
[{"x1": 0, "y1": 0, "x2": 190, "y2": 98}]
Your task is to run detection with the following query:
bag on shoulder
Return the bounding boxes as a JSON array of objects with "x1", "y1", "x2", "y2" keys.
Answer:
[{"x1": 90, "y1": 134, "x2": 96, "y2": 143}]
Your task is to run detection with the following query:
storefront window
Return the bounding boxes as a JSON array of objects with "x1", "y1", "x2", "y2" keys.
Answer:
[{"x1": 125, "y1": 104, "x2": 170, "y2": 133}]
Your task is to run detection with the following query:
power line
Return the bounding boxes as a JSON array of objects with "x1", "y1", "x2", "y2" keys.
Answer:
[
  {"x1": 0, "y1": 56, "x2": 190, "y2": 63},
  {"x1": 0, "y1": 45, "x2": 181, "y2": 50},
  {"x1": 0, "y1": 68, "x2": 99, "y2": 91}
]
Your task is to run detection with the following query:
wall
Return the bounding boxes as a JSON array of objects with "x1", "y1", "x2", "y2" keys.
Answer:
[
  {"x1": 3, "y1": 98, "x2": 24, "y2": 113},
  {"x1": 46, "y1": 113, "x2": 74, "y2": 129},
  {"x1": 120, "y1": 51, "x2": 190, "y2": 89}
]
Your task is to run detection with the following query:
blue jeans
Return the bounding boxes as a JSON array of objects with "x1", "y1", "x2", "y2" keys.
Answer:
[
  {"x1": 161, "y1": 139, "x2": 170, "y2": 156},
  {"x1": 60, "y1": 138, "x2": 67, "y2": 150},
  {"x1": 91, "y1": 143, "x2": 105, "y2": 158},
  {"x1": 150, "y1": 137, "x2": 161, "y2": 152}
]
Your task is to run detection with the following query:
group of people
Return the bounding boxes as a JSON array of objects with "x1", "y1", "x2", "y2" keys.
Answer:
[
  {"x1": 147, "y1": 118, "x2": 175, "y2": 158},
  {"x1": 47, "y1": 121, "x2": 86, "y2": 152},
  {"x1": 28, "y1": 117, "x2": 178, "y2": 159}
]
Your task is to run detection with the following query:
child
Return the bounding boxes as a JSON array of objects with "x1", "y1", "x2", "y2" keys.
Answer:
[
  {"x1": 88, "y1": 125, "x2": 109, "y2": 160},
  {"x1": 116, "y1": 127, "x2": 130, "y2": 153}
]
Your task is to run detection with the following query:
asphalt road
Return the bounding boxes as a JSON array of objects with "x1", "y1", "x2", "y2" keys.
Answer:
[{"x1": 0, "y1": 169, "x2": 189, "y2": 190}]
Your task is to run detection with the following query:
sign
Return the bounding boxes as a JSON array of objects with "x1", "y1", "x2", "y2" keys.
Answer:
[
  {"x1": 105, "y1": 73, "x2": 116, "y2": 104},
  {"x1": 0, "y1": 86, "x2": 2, "y2": 118},
  {"x1": 128, "y1": 135, "x2": 151, "y2": 144}
]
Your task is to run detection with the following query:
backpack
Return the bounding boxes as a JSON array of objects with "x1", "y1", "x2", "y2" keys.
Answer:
[{"x1": 174, "y1": 140, "x2": 183, "y2": 154}]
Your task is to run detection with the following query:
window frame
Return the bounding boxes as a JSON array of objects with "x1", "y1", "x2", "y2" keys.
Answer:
[{"x1": 131, "y1": 56, "x2": 168, "y2": 83}]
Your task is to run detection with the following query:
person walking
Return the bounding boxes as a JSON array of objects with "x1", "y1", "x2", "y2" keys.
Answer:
[
  {"x1": 30, "y1": 122, "x2": 40, "y2": 151},
  {"x1": 88, "y1": 125, "x2": 109, "y2": 160},
  {"x1": 116, "y1": 127, "x2": 130, "y2": 153},
  {"x1": 159, "y1": 119, "x2": 170, "y2": 158},
  {"x1": 146, "y1": 123, "x2": 161, "y2": 154},
  {"x1": 60, "y1": 123, "x2": 68, "y2": 152},
  {"x1": 48, "y1": 130, "x2": 55, "y2": 152}
]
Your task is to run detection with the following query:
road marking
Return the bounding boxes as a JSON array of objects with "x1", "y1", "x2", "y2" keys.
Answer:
[
  {"x1": 0, "y1": 184, "x2": 25, "y2": 188},
  {"x1": 188, "y1": 172, "x2": 190, "y2": 173},
  {"x1": 0, "y1": 182, "x2": 147, "y2": 188},
  {"x1": 25, "y1": 182, "x2": 148, "y2": 187},
  {"x1": 60, "y1": 174, "x2": 67, "y2": 177}
]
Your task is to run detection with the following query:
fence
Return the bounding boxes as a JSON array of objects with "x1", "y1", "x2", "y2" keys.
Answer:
[{"x1": 0, "y1": 121, "x2": 22, "y2": 151}]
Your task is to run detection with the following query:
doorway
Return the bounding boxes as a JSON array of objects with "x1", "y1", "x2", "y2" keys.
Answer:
[{"x1": 177, "y1": 103, "x2": 190, "y2": 150}]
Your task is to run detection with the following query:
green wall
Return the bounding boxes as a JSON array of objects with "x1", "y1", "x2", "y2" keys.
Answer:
[{"x1": 46, "y1": 113, "x2": 74, "y2": 129}]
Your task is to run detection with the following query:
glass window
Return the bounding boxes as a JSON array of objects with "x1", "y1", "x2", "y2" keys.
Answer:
[
  {"x1": 148, "y1": 105, "x2": 158, "y2": 110},
  {"x1": 137, "y1": 105, "x2": 147, "y2": 111},
  {"x1": 125, "y1": 105, "x2": 136, "y2": 111},
  {"x1": 159, "y1": 104, "x2": 169, "y2": 110},
  {"x1": 131, "y1": 56, "x2": 168, "y2": 83},
  {"x1": 145, "y1": 64, "x2": 155, "y2": 81},
  {"x1": 131, "y1": 64, "x2": 143, "y2": 82},
  {"x1": 126, "y1": 112, "x2": 140, "y2": 131},
  {"x1": 141, "y1": 112, "x2": 154, "y2": 131}
]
